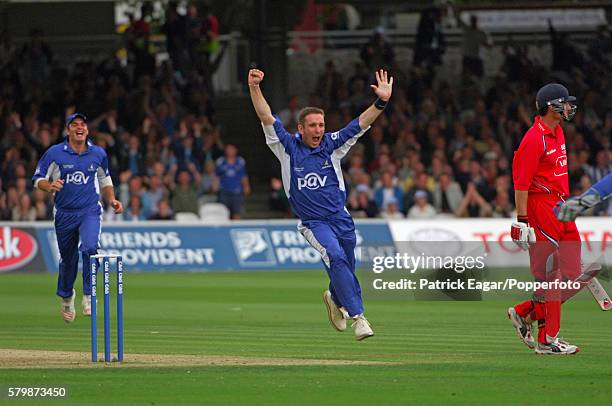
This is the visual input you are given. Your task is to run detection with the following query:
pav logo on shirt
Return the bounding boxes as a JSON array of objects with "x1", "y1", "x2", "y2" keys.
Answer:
[
  {"x1": 65, "y1": 171, "x2": 90, "y2": 185},
  {"x1": 297, "y1": 173, "x2": 327, "y2": 190}
]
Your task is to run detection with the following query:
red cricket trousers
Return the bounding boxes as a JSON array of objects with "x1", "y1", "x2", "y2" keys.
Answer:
[{"x1": 514, "y1": 193, "x2": 581, "y2": 343}]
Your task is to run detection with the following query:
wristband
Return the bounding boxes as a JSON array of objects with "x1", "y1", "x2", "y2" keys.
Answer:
[
  {"x1": 374, "y1": 98, "x2": 388, "y2": 110},
  {"x1": 517, "y1": 216, "x2": 529, "y2": 224}
]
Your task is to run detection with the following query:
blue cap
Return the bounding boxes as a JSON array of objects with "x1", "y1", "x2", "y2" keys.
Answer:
[
  {"x1": 65, "y1": 112, "x2": 87, "y2": 127},
  {"x1": 356, "y1": 184, "x2": 370, "y2": 193},
  {"x1": 415, "y1": 190, "x2": 428, "y2": 199}
]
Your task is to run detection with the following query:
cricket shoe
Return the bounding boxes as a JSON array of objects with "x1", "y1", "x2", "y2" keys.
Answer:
[
  {"x1": 535, "y1": 338, "x2": 579, "y2": 355},
  {"x1": 82, "y1": 295, "x2": 92, "y2": 316},
  {"x1": 507, "y1": 307, "x2": 535, "y2": 349},
  {"x1": 351, "y1": 315, "x2": 374, "y2": 341},
  {"x1": 323, "y1": 290, "x2": 347, "y2": 331},
  {"x1": 61, "y1": 289, "x2": 76, "y2": 323}
]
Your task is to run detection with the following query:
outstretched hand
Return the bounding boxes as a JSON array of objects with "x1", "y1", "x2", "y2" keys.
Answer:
[
  {"x1": 370, "y1": 69, "x2": 393, "y2": 101},
  {"x1": 248, "y1": 69, "x2": 265, "y2": 86}
]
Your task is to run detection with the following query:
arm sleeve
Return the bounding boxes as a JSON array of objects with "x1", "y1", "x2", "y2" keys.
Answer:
[
  {"x1": 326, "y1": 117, "x2": 370, "y2": 158},
  {"x1": 456, "y1": 13, "x2": 467, "y2": 29},
  {"x1": 32, "y1": 149, "x2": 59, "y2": 189},
  {"x1": 239, "y1": 158, "x2": 247, "y2": 179},
  {"x1": 396, "y1": 188, "x2": 405, "y2": 212},
  {"x1": 97, "y1": 151, "x2": 113, "y2": 188},
  {"x1": 549, "y1": 21, "x2": 557, "y2": 41},
  {"x1": 262, "y1": 118, "x2": 296, "y2": 158},
  {"x1": 591, "y1": 173, "x2": 612, "y2": 199},
  {"x1": 512, "y1": 133, "x2": 543, "y2": 191},
  {"x1": 480, "y1": 31, "x2": 488, "y2": 45},
  {"x1": 215, "y1": 158, "x2": 223, "y2": 177}
]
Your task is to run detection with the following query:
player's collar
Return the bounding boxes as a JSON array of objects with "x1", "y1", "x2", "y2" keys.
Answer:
[
  {"x1": 63, "y1": 139, "x2": 93, "y2": 155},
  {"x1": 534, "y1": 116, "x2": 561, "y2": 138}
]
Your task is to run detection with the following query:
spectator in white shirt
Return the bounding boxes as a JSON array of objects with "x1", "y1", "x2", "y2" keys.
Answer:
[
  {"x1": 380, "y1": 197, "x2": 405, "y2": 219},
  {"x1": 408, "y1": 190, "x2": 437, "y2": 219}
]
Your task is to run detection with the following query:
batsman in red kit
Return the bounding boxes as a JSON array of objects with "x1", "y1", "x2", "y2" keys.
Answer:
[{"x1": 508, "y1": 83, "x2": 583, "y2": 355}]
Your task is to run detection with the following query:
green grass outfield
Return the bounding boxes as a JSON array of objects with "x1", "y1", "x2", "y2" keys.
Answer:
[{"x1": 0, "y1": 271, "x2": 611, "y2": 405}]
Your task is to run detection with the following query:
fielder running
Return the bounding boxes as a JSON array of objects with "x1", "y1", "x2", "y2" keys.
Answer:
[
  {"x1": 32, "y1": 113, "x2": 123, "y2": 323},
  {"x1": 249, "y1": 68, "x2": 393, "y2": 340},
  {"x1": 556, "y1": 173, "x2": 612, "y2": 222},
  {"x1": 509, "y1": 83, "x2": 584, "y2": 355}
]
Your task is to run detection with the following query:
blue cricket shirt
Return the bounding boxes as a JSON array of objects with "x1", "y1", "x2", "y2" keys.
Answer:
[
  {"x1": 32, "y1": 139, "x2": 113, "y2": 211},
  {"x1": 262, "y1": 117, "x2": 369, "y2": 221},
  {"x1": 215, "y1": 156, "x2": 247, "y2": 194}
]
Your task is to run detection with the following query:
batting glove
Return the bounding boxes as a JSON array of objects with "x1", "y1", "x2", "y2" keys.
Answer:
[
  {"x1": 554, "y1": 188, "x2": 601, "y2": 222},
  {"x1": 511, "y1": 216, "x2": 536, "y2": 251}
]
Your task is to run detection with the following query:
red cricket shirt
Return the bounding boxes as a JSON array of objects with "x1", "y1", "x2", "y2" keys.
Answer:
[{"x1": 512, "y1": 116, "x2": 569, "y2": 198}]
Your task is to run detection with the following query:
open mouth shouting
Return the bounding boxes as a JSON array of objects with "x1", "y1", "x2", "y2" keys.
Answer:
[{"x1": 67, "y1": 117, "x2": 88, "y2": 141}]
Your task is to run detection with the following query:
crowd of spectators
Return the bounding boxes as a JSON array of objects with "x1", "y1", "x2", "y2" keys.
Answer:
[
  {"x1": 0, "y1": 3, "x2": 246, "y2": 222},
  {"x1": 292, "y1": 19, "x2": 611, "y2": 220},
  {"x1": 0, "y1": 5, "x2": 610, "y2": 222}
]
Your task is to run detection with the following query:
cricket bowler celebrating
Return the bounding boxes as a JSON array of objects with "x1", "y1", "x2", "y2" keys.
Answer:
[
  {"x1": 509, "y1": 83, "x2": 583, "y2": 354},
  {"x1": 249, "y1": 68, "x2": 393, "y2": 340},
  {"x1": 32, "y1": 113, "x2": 123, "y2": 323}
]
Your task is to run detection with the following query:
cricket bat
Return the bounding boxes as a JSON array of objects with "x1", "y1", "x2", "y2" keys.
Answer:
[{"x1": 586, "y1": 277, "x2": 612, "y2": 311}]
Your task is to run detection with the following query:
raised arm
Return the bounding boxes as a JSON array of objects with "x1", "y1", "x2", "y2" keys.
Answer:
[
  {"x1": 450, "y1": 3, "x2": 466, "y2": 29},
  {"x1": 548, "y1": 19, "x2": 558, "y2": 41},
  {"x1": 248, "y1": 69, "x2": 275, "y2": 126},
  {"x1": 359, "y1": 69, "x2": 393, "y2": 129}
]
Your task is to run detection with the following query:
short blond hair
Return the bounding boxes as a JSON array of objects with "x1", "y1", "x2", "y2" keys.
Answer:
[{"x1": 297, "y1": 107, "x2": 325, "y2": 126}]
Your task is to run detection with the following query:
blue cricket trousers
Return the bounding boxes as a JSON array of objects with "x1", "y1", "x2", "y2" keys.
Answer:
[
  {"x1": 54, "y1": 204, "x2": 101, "y2": 298},
  {"x1": 298, "y1": 210, "x2": 364, "y2": 317}
]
